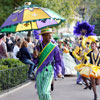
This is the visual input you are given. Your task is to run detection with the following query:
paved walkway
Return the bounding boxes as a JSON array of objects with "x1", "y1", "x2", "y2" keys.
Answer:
[{"x1": 0, "y1": 76, "x2": 100, "y2": 100}]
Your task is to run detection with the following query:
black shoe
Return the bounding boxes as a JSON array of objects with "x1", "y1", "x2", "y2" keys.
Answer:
[
  {"x1": 28, "y1": 74, "x2": 35, "y2": 80},
  {"x1": 62, "y1": 76, "x2": 64, "y2": 79},
  {"x1": 84, "y1": 86, "x2": 88, "y2": 89},
  {"x1": 83, "y1": 85, "x2": 91, "y2": 90},
  {"x1": 94, "y1": 94, "x2": 97, "y2": 100},
  {"x1": 88, "y1": 85, "x2": 92, "y2": 90},
  {"x1": 94, "y1": 97, "x2": 97, "y2": 100},
  {"x1": 54, "y1": 78, "x2": 57, "y2": 81},
  {"x1": 76, "y1": 82, "x2": 83, "y2": 85},
  {"x1": 88, "y1": 82, "x2": 92, "y2": 90},
  {"x1": 51, "y1": 83, "x2": 54, "y2": 91}
]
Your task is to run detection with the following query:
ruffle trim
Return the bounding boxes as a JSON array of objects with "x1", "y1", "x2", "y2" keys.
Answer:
[{"x1": 75, "y1": 63, "x2": 100, "y2": 78}]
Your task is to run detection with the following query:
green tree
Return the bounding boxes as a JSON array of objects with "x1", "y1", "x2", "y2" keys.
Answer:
[
  {"x1": 0, "y1": 0, "x2": 24, "y2": 26},
  {"x1": 0, "y1": 0, "x2": 81, "y2": 26},
  {"x1": 90, "y1": 7, "x2": 100, "y2": 35},
  {"x1": 77, "y1": 0, "x2": 100, "y2": 22}
]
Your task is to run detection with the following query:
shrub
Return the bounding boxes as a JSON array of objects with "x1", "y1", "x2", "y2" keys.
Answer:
[{"x1": 0, "y1": 58, "x2": 28, "y2": 92}]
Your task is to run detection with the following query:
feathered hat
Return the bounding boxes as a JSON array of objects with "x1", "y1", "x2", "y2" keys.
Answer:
[{"x1": 73, "y1": 21, "x2": 96, "y2": 37}]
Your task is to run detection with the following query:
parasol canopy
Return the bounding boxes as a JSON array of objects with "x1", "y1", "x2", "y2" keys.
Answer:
[
  {"x1": 0, "y1": 4, "x2": 65, "y2": 32},
  {"x1": 0, "y1": 19, "x2": 61, "y2": 32}
]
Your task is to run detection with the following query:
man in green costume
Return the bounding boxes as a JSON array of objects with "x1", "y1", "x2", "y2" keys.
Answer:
[{"x1": 34, "y1": 28, "x2": 62, "y2": 100}]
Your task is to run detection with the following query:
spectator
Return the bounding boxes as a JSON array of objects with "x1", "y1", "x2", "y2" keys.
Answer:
[
  {"x1": 0, "y1": 34, "x2": 8, "y2": 59},
  {"x1": 27, "y1": 37, "x2": 35, "y2": 55},
  {"x1": 19, "y1": 40, "x2": 35, "y2": 78},
  {"x1": 6, "y1": 33, "x2": 15, "y2": 58},
  {"x1": 13, "y1": 40, "x2": 21, "y2": 59}
]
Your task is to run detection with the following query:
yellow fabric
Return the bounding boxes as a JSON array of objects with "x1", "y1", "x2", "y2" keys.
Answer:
[
  {"x1": 82, "y1": 36, "x2": 86, "y2": 49},
  {"x1": 75, "y1": 63, "x2": 100, "y2": 78},
  {"x1": 31, "y1": 22, "x2": 38, "y2": 29},
  {"x1": 95, "y1": 53, "x2": 100, "y2": 65},
  {"x1": 63, "y1": 47, "x2": 69, "y2": 53},
  {"x1": 84, "y1": 49, "x2": 92, "y2": 61},
  {"x1": 82, "y1": 36, "x2": 97, "y2": 49},
  {"x1": 23, "y1": 8, "x2": 50, "y2": 21},
  {"x1": 72, "y1": 46, "x2": 82, "y2": 60},
  {"x1": 73, "y1": 46, "x2": 80, "y2": 54},
  {"x1": 88, "y1": 36, "x2": 97, "y2": 42},
  {"x1": 16, "y1": 22, "x2": 38, "y2": 31},
  {"x1": 94, "y1": 53, "x2": 97, "y2": 60},
  {"x1": 16, "y1": 22, "x2": 32, "y2": 31},
  {"x1": 91, "y1": 52, "x2": 100, "y2": 66},
  {"x1": 55, "y1": 19, "x2": 61, "y2": 23}
]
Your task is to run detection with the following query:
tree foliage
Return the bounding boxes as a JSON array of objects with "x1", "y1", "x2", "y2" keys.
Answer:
[
  {"x1": 89, "y1": 7, "x2": 100, "y2": 35},
  {"x1": 75, "y1": 0, "x2": 100, "y2": 35},
  {"x1": 0, "y1": 0, "x2": 100, "y2": 35},
  {"x1": 0, "y1": 0, "x2": 81, "y2": 26},
  {"x1": 0, "y1": 0, "x2": 24, "y2": 25},
  {"x1": 77, "y1": 0, "x2": 100, "y2": 22}
]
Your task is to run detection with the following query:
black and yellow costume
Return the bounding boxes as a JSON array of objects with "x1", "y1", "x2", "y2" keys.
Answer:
[{"x1": 75, "y1": 51, "x2": 100, "y2": 78}]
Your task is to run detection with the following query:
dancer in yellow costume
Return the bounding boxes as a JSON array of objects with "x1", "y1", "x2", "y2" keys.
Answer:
[
  {"x1": 73, "y1": 21, "x2": 99, "y2": 100},
  {"x1": 73, "y1": 36, "x2": 92, "y2": 88},
  {"x1": 77, "y1": 41, "x2": 100, "y2": 100}
]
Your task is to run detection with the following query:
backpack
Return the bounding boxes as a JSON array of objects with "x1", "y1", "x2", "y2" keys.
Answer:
[{"x1": 16, "y1": 50, "x2": 21, "y2": 58}]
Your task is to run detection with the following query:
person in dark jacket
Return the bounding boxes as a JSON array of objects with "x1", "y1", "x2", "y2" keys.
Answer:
[
  {"x1": 6, "y1": 33, "x2": 15, "y2": 58},
  {"x1": 20, "y1": 40, "x2": 35, "y2": 78}
]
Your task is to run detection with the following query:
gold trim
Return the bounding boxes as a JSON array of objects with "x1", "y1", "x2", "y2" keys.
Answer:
[
  {"x1": 91, "y1": 52, "x2": 95, "y2": 65},
  {"x1": 96, "y1": 53, "x2": 100, "y2": 65}
]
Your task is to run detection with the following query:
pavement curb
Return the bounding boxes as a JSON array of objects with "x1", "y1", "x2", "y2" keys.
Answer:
[{"x1": 0, "y1": 81, "x2": 33, "y2": 98}]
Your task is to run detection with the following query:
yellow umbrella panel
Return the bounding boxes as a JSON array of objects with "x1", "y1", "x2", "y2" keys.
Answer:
[
  {"x1": 23, "y1": 8, "x2": 50, "y2": 21},
  {"x1": 0, "y1": 19, "x2": 62, "y2": 32}
]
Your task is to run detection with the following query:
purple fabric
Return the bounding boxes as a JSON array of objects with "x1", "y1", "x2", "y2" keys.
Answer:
[
  {"x1": 36, "y1": 19, "x2": 58, "y2": 28},
  {"x1": 54, "y1": 68, "x2": 57, "y2": 79},
  {"x1": 1, "y1": 10, "x2": 24, "y2": 28},
  {"x1": 77, "y1": 72, "x2": 82, "y2": 83},
  {"x1": 33, "y1": 30, "x2": 43, "y2": 42},
  {"x1": 73, "y1": 21, "x2": 96, "y2": 37},
  {"x1": 33, "y1": 30, "x2": 40, "y2": 39},
  {"x1": 36, "y1": 42, "x2": 62, "y2": 76},
  {"x1": 59, "y1": 47, "x2": 65, "y2": 75}
]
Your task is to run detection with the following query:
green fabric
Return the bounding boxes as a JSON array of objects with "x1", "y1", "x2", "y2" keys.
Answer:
[
  {"x1": 0, "y1": 26, "x2": 16, "y2": 32},
  {"x1": 53, "y1": 33, "x2": 59, "y2": 40},
  {"x1": 37, "y1": 42, "x2": 55, "y2": 70},
  {"x1": 36, "y1": 65, "x2": 54, "y2": 100},
  {"x1": 69, "y1": 43, "x2": 72, "y2": 47},
  {"x1": 41, "y1": 28, "x2": 52, "y2": 33}
]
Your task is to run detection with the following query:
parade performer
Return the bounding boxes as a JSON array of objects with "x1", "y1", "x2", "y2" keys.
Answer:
[
  {"x1": 63, "y1": 40, "x2": 77, "y2": 75},
  {"x1": 73, "y1": 21, "x2": 100, "y2": 100},
  {"x1": 57, "y1": 39, "x2": 65, "y2": 78},
  {"x1": 33, "y1": 28, "x2": 62, "y2": 100},
  {"x1": 76, "y1": 41, "x2": 100, "y2": 100},
  {"x1": 73, "y1": 21, "x2": 95, "y2": 87}
]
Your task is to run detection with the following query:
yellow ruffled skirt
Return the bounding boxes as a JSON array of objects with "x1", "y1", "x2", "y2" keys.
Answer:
[{"x1": 75, "y1": 63, "x2": 100, "y2": 78}]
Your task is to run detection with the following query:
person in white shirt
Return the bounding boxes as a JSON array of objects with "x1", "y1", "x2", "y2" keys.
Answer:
[
  {"x1": 13, "y1": 40, "x2": 21, "y2": 59},
  {"x1": 27, "y1": 37, "x2": 34, "y2": 55}
]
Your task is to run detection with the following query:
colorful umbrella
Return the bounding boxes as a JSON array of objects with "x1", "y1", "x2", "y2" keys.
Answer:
[
  {"x1": 0, "y1": 19, "x2": 62, "y2": 32},
  {"x1": 0, "y1": 4, "x2": 65, "y2": 32}
]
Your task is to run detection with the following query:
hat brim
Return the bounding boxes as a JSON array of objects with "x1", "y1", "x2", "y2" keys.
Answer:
[{"x1": 39, "y1": 31, "x2": 54, "y2": 35}]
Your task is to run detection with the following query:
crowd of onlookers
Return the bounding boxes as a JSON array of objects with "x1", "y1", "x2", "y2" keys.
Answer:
[
  {"x1": 0, "y1": 33, "x2": 100, "y2": 79},
  {"x1": 0, "y1": 32, "x2": 76, "y2": 61},
  {"x1": 0, "y1": 33, "x2": 37, "y2": 78},
  {"x1": 0, "y1": 33, "x2": 36, "y2": 59}
]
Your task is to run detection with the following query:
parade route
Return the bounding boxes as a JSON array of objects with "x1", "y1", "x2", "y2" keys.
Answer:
[{"x1": 0, "y1": 76, "x2": 100, "y2": 100}]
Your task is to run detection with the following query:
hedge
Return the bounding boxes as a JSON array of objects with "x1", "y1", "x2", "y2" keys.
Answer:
[{"x1": 0, "y1": 58, "x2": 29, "y2": 92}]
